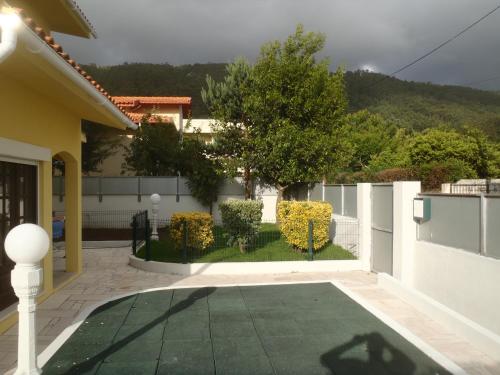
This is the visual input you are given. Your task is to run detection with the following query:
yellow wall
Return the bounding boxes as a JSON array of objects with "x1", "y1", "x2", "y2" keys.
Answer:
[{"x1": 0, "y1": 73, "x2": 83, "y2": 332}]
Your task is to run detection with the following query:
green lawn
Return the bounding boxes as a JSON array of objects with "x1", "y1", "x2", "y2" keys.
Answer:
[{"x1": 136, "y1": 223, "x2": 356, "y2": 263}]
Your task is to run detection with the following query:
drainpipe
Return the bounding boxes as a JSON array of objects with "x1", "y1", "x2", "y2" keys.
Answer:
[{"x1": 0, "y1": 13, "x2": 20, "y2": 64}]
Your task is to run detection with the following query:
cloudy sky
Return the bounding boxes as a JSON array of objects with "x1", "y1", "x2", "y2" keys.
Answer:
[{"x1": 57, "y1": 0, "x2": 500, "y2": 90}]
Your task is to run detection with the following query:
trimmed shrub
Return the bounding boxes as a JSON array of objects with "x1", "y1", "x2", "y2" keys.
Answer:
[
  {"x1": 277, "y1": 201, "x2": 332, "y2": 251},
  {"x1": 418, "y1": 159, "x2": 477, "y2": 191},
  {"x1": 374, "y1": 168, "x2": 417, "y2": 183},
  {"x1": 219, "y1": 199, "x2": 263, "y2": 253},
  {"x1": 170, "y1": 212, "x2": 214, "y2": 251}
]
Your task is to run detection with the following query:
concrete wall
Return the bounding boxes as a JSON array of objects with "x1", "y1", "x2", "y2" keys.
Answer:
[
  {"x1": 413, "y1": 240, "x2": 500, "y2": 336},
  {"x1": 54, "y1": 193, "x2": 278, "y2": 223}
]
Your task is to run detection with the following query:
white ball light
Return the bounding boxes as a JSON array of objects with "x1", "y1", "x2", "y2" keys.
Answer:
[
  {"x1": 150, "y1": 193, "x2": 161, "y2": 204},
  {"x1": 4, "y1": 224, "x2": 49, "y2": 264}
]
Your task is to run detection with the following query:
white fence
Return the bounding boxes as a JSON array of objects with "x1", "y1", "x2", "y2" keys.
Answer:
[{"x1": 53, "y1": 176, "x2": 278, "y2": 223}]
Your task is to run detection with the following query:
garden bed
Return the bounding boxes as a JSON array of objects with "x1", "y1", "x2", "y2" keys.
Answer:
[{"x1": 136, "y1": 223, "x2": 356, "y2": 263}]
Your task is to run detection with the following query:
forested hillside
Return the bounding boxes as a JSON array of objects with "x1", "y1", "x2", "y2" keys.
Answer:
[{"x1": 84, "y1": 63, "x2": 500, "y2": 140}]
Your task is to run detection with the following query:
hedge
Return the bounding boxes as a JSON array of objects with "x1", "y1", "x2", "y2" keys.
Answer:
[
  {"x1": 170, "y1": 212, "x2": 214, "y2": 251},
  {"x1": 219, "y1": 199, "x2": 263, "y2": 252},
  {"x1": 278, "y1": 201, "x2": 332, "y2": 251}
]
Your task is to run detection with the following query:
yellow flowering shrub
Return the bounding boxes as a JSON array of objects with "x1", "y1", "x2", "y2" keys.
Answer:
[
  {"x1": 170, "y1": 212, "x2": 214, "y2": 251},
  {"x1": 278, "y1": 201, "x2": 332, "y2": 251}
]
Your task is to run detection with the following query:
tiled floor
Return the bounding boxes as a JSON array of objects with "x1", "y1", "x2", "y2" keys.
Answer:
[{"x1": 1, "y1": 246, "x2": 499, "y2": 374}]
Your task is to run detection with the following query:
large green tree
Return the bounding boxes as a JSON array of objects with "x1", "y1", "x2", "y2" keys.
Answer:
[
  {"x1": 123, "y1": 118, "x2": 181, "y2": 176},
  {"x1": 178, "y1": 136, "x2": 224, "y2": 213},
  {"x1": 245, "y1": 25, "x2": 348, "y2": 203},
  {"x1": 342, "y1": 110, "x2": 399, "y2": 172},
  {"x1": 124, "y1": 118, "x2": 223, "y2": 208},
  {"x1": 201, "y1": 57, "x2": 254, "y2": 198},
  {"x1": 407, "y1": 127, "x2": 500, "y2": 178}
]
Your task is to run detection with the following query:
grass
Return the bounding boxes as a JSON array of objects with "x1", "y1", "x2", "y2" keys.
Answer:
[{"x1": 136, "y1": 223, "x2": 356, "y2": 263}]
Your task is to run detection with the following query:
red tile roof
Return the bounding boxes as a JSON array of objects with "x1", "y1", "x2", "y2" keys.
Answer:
[
  {"x1": 113, "y1": 96, "x2": 192, "y2": 106},
  {"x1": 13, "y1": 8, "x2": 135, "y2": 125}
]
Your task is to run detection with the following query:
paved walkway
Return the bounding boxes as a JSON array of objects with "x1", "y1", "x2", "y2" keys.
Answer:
[{"x1": 0, "y1": 246, "x2": 498, "y2": 374}]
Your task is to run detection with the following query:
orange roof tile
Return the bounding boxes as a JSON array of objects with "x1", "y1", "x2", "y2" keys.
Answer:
[
  {"x1": 113, "y1": 96, "x2": 192, "y2": 106},
  {"x1": 14, "y1": 8, "x2": 135, "y2": 126}
]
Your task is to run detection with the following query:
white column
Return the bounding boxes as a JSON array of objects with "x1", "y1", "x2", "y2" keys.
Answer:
[
  {"x1": 4, "y1": 224, "x2": 49, "y2": 375},
  {"x1": 150, "y1": 193, "x2": 161, "y2": 241},
  {"x1": 392, "y1": 181, "x2": 421, "y2": 286},
  {"x1": 357, "y1": 183, "x2": 372, "y2": 271}
]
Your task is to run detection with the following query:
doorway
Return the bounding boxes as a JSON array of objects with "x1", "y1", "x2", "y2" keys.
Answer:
[{"x1": 0, "y1": 160, "x2": 37, "y2": 311}]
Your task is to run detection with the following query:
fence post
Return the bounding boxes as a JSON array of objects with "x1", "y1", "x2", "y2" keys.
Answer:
[
  {"x1": 341, "y1": 184, "x2": 345, "y2": 216},
  {"x1": 137, "y1": 177, "x2": 142, "y2": 202},
  {"x1": 308, "y1": 220, "x2": 314, "y2": 261},
  {"x1": 479, "y1": 193, "x2": 486, "y2": 255},
  {"x1": 132, "y1": 215, "x2": 137, "y2": 256},
  {"x1": 145, "y1": 213, "x2": 151, "y2": 261},
  {"x1": 357, "y1": 183, "x2": 372, "y2": 272},
  {"x1": 98, "y1": 176, "x2": 103, "y2": 203},
  {"x1": 176, "y1": 172, "x2": 180, "y2": 203},
  {"x1": 182, "y1": 220, "x2": 188, "y2": 264},
  {"x1": 322, "y1": 179, "x2": 326, "y2": 202}
]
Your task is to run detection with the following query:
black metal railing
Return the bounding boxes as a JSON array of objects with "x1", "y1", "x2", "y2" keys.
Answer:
[
  {"x1": 450, "y1": 182, "x2": 500, "y2": 195},
  {"x1": 134, "y1": 219, "x2": 357, "y2": 263},
  {"x1": 53, "y1": 210, "x2": 142, "y2": 243},
  {"x1": 131, "y1": 210, "x2": 150, "y2": 259}
]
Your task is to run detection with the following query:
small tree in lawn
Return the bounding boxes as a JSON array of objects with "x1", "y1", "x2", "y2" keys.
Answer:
[
  {"x1": 245, "y1": 25, "x2": 348, "y2": 209},
  {"x1": 201, "y1": 57, "x2": 254, "y2": 199}
]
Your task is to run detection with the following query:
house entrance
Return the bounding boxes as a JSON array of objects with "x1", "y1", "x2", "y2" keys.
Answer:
[{"x1": 0, "y1": 160, "x2": 37, "y2": 311}]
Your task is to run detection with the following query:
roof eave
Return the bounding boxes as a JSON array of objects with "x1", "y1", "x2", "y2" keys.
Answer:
[{"x1": 11, "y1": 21, "x2": 137, "y2": 130}]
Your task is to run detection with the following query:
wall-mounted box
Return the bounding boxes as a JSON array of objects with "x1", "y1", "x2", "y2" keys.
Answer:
[{"x1": 414, "y1": 197, "x2": 431, "y2": 222}]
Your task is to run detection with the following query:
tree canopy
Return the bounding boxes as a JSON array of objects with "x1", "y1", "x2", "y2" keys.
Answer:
[
  {"x1": 245, "y1": 25, "x2": 348, "y2": 199},
  {"x1": 123, "y1": 119, "x2": 181, "y2": 176},
  {"x1": 201, "y1": 57, "x2": 254, "y2": 198}
]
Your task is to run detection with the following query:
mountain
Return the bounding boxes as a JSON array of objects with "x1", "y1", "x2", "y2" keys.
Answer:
[{"x1": 84, "y1": 63, "x2": 500, "y2": 140}]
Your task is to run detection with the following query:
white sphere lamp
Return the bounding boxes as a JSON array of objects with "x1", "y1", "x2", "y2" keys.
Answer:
[
  {"x1": 150, "y1": 193, "x2": 161, "y2": 204},
  {"x1": 5, "y1": 223, "x2": 49, "y2": 264}
]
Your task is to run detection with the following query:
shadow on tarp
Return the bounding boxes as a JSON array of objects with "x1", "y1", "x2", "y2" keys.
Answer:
[
  {"x1": 320, "y1": 332, "x2": 452, "y2": 375},
  {"x1": 64, "y1": 287, "x2": 216, "y2": 374}
]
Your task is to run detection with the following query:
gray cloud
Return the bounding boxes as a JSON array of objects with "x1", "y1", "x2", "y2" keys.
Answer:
[{"x1": 56, "y1": 0, "x2": 500, "y2": 89}]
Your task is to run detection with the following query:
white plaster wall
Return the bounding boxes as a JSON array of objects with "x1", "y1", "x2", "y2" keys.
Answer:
[
  {"x1": 414, "y1": 240, "x2": 500, "y2": 336},
  {"x1": 54, "y1": 193, "x2": 278, "y2": 223}
]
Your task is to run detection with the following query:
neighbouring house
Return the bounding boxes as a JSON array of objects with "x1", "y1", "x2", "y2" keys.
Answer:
[
  {"x1": 0, "y1": 0, "x2": 136, "y2": 332},
  {"x1": 94, "y1": 96, "x2": 216, "y2": 176}
]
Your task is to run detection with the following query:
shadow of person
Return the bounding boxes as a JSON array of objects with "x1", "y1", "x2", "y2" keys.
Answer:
[
  {"x1": 320, "y1": 332, "x2": 417, "y2": 375},
  {"x1": 62, "y1": 287, "x2": 216, "y2": 374}
]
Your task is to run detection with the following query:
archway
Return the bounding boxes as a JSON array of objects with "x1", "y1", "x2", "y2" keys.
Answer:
[{"x1": 52, "y1": 151, "x2": 81, "y2": 287}]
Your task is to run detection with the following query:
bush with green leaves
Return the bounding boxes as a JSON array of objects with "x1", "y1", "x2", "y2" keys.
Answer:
[{"x1": 219, "y1": 200, "x2": 263, "y2": 253}]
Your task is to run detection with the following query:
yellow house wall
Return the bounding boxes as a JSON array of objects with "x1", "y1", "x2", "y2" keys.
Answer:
[{"x1": 0, "y1": 73, "x2": 83, "y2": 332}]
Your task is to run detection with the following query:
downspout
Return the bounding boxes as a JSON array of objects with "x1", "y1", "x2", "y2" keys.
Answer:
[{"x1": 0, "y1": 13, "x2": 20, "y2": 64}]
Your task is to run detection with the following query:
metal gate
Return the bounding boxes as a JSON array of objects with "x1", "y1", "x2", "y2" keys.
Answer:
[{"x1": 371, "y1": 184, "x2": 393, "y2": 274}]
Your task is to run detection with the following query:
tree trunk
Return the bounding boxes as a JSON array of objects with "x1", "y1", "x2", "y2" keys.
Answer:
[
  {"x1": 275, "y1": 185, "x2": 286, "y2": 224},
  {"x1": 244, "y1": 166, "x2": 252, "y2": 199}
]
